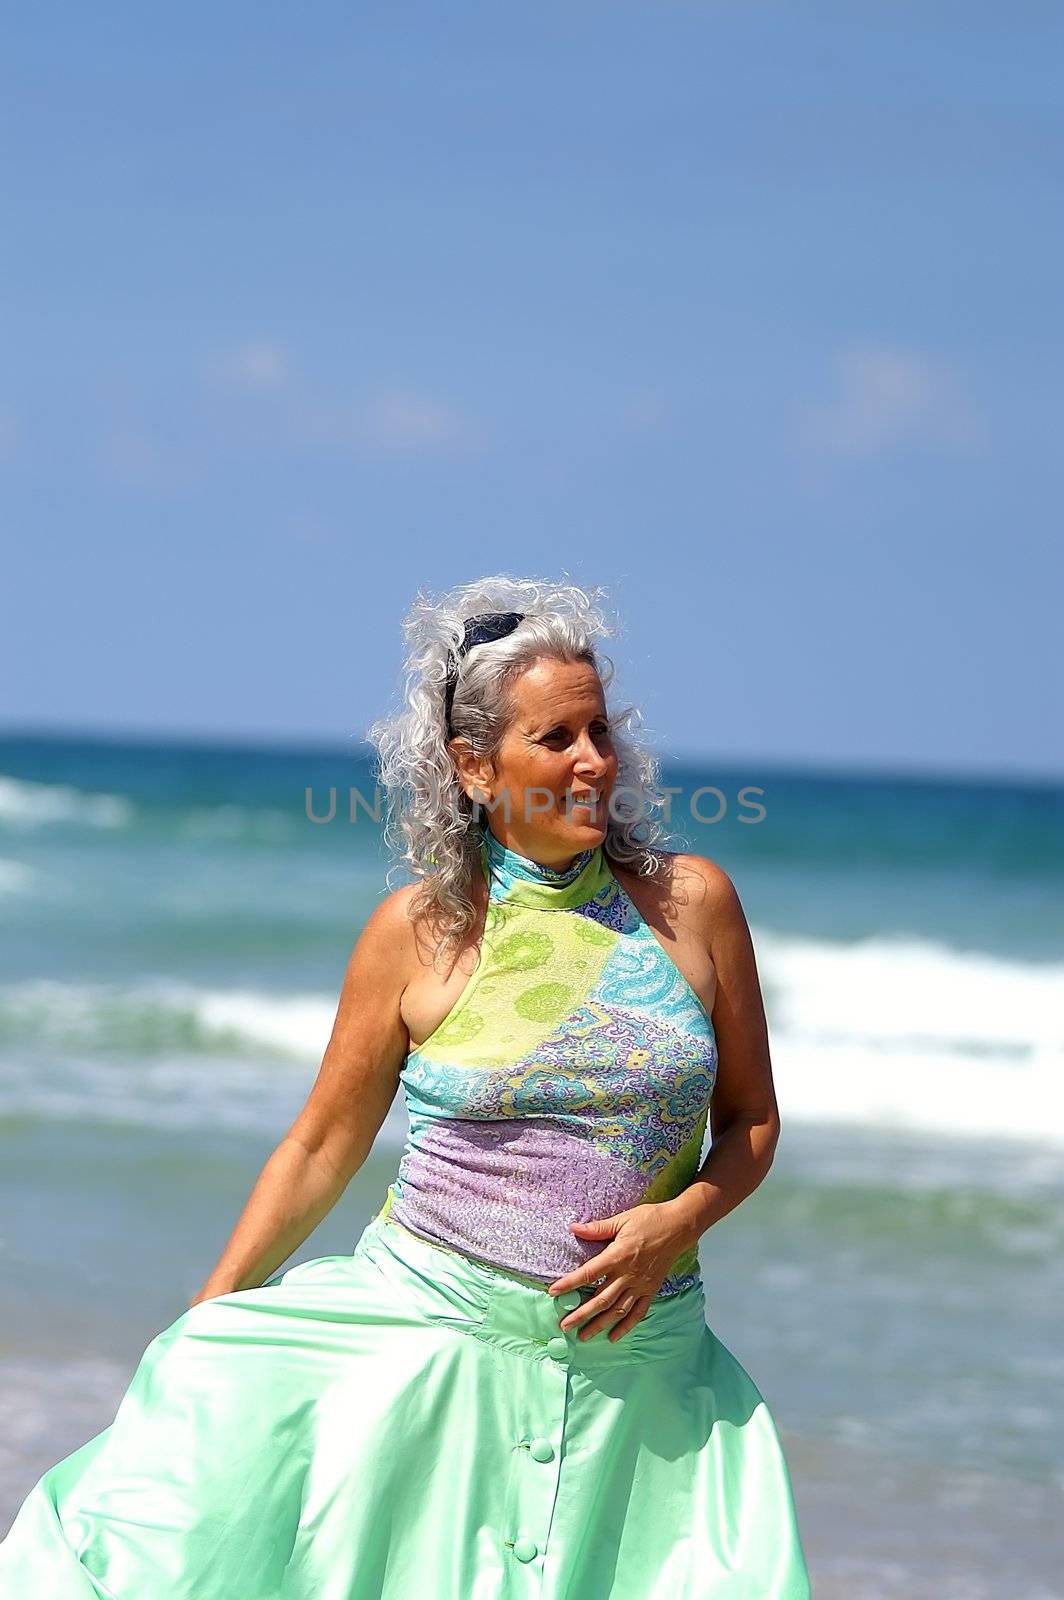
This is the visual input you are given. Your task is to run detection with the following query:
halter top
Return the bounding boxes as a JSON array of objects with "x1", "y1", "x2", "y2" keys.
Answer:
[{"x1": 377, "y1": 828, "x2": 718, "y2": 1297}]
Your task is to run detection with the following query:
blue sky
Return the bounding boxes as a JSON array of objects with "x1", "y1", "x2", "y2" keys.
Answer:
[{"x1": 3, "y1": 2, "x2": 1061, "y2": 779}]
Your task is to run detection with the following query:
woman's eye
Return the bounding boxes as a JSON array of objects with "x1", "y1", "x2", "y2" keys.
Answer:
[{"x1": 542, "y1": 725, "x2": 610, "y2": 742}]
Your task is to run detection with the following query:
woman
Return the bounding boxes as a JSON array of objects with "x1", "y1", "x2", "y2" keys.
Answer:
[{"x1": 0, "y1": 575, "x2": 812, "y2": 1598}]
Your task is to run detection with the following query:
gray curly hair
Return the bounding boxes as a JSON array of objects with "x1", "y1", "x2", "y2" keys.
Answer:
[{"x1": 365, "y1": 573, "x2": 673, "y2": 954}]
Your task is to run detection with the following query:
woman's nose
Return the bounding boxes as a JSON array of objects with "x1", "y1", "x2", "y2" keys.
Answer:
[{"x1": 572, "y1": 731, "x2": 610, "y2": 773}]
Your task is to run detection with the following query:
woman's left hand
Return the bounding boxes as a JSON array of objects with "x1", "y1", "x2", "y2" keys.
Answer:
[{"x1": 546, "y1": 1200, "x2": 696, "y2": 1342}]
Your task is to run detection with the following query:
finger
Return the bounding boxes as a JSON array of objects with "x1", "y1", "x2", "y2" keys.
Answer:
[
  {"x1": 607, "y1": 1294, "x2": 652, "y2": 1342},
  {"x1": 557, "y1": 1281, "x2": 622, "y2": 1331},
  {"x1": 569, "y1": 1287, "x2": 637, "y2": 1340},
  {"x1": 548, "y1": 1267, "x2": 610, "y2": 1300},
  {"x1": 553, "y1": 1268, "x2": 616, "y2": 1322}
]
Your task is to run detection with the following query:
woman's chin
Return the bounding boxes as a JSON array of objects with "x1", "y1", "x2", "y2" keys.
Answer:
[{"x1": 560, "y1": 806, "x2": 607, "y2": 836}]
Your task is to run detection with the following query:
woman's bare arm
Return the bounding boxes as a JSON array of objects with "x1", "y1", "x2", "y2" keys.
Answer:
[
  {"x1": 189, "y1": 889, "x2": 415, "y2": 1306},
  {"x1": 659, "y1": 859, "x2": 782, "y2": 1251}
]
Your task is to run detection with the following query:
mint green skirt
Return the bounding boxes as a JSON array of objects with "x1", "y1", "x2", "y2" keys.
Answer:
[{"x1": 0, "y1": 1212, "x2": 811, "y2": 1598}]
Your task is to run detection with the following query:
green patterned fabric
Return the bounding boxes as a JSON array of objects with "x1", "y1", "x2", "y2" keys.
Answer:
[{"x1": 380, "y1": 827, "x2": 719, "y2": 1296}]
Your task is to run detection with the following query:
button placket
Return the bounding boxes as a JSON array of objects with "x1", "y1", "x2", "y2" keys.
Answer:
[
  {"x1": 489, "y1": 1274, "x2": 589, "y2": 1583},
  {"x1": 502, "y1": 1327, "x2": 572, "y2": 1578}
]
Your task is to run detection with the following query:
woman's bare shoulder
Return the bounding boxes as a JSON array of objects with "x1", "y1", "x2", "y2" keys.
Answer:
[
  {"x1": 614, "y1": 846, "x2": 735, "y2": 901},
  {"x1": 366, "y1": 870, "x2": 486, "y2": 977},
  {"x1": 664, "y1": 849, "x2": 737, "y2": 899},
  {"x1": 346, "y1": 884, "x2": 422, "y2": 978},
  {"x1": 612, "y1": 848, "x2": 742, "y2": 952}
]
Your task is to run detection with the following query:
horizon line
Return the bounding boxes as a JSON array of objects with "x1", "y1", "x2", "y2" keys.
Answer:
[{"x1": 0, "y1": 718, "x2": 1060, "y2": 793}]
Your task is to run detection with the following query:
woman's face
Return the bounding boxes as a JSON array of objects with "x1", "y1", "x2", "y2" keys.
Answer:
[{"x1": 456, "y1": 656, "x2": 618, "y2": 868}]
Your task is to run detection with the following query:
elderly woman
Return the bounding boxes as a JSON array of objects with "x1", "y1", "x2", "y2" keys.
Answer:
[{"x1": 0, "y1": 576, "x2": 811, "y2": 1598}]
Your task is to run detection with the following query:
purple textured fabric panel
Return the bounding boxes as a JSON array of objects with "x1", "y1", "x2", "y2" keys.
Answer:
[{"x1": 389, "y1": 1118, "x2": 649, "y2": 1282}]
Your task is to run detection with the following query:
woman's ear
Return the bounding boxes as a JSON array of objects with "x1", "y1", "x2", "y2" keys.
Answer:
[{"x1": 449, "y1": 739, "x2": 495, "y2": 804}]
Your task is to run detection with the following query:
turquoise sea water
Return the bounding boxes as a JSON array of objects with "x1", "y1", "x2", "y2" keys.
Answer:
[{"x1": 1, "y1": 731, "x2": 1061, "y2": 1597}]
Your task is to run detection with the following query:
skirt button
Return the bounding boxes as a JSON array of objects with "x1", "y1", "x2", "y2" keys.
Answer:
[
  {"x1": 529, "y1": 1436, "x2": 554, "y2": 1462},
  {"x1": 513, "y1": 1535, "x2": 538, "y2": 1562}
]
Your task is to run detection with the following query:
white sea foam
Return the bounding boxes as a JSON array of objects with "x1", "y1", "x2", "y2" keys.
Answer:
[
  {"x1": 0, "y1": 857, "x2": 34, "y2": 894},
  {"x1": 0, "y1": 773, "x2": 299, "y2": 841},
  {"x1": 757, "y1": 929, "x2": 1063, "y2": 1055},
  {"x1": 756, "y1": 930, "x2": 1064, "y2": 1144},
  {"x1": 0, "y1": 932, "x2": 1060, "y2": 1146},
  {"x1": 0, "y1": 1051, "x2": 314, "y2": 1136},
  {"x1": 0, "y1": 774, "x2": 135, "y2": 830},
  {"x1": 0, "y1": 978, "x2": 335, "y2": 1059}
]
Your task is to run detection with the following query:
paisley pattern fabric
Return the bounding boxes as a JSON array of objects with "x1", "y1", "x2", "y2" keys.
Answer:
[{"x1": 380, "y1": 828, "x2": 719, "y2": 1297}]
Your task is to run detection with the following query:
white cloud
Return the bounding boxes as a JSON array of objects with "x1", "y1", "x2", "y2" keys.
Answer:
[
  {"x1": 348, "y1": 387, "x2": 483, "y2": 456},
  {"x1": 208, "y1": 340, "x2": 288, "y2": 391},
  {"x1": 203, "y1": 345, "x2": 484, "y2": 460},
  {"x1": 797, "y1": 343, "x2": 983, "y2": 457}
]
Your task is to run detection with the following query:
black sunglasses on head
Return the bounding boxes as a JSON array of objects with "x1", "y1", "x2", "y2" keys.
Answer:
[{"x1": 443, "y1": 611, "x2": 526, "y2": 734}]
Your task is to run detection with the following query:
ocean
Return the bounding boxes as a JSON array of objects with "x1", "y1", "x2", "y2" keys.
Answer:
[{"x1": 1, "y1": 730, "x2": 1061, "y2": 1597}]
